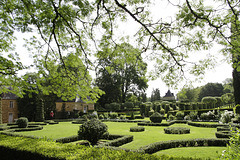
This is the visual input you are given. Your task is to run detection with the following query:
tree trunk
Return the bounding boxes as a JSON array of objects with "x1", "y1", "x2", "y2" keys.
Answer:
[
  {"x1": 233, "y1": 69, "x2": 240, "y2": 105},
  {"x1": 0, "y1": 97, "x2": 2, "y2": 124}
]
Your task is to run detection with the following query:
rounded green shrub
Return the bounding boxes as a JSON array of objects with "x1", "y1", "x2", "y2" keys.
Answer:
[
  {"x1": 78, "y1": 119, "x2": 108, "y2": 145},
  {"x1": 130, "y1": 126, "x2": 145, "y2": 132},
  {"x1": 16, "y1": 117, "x2": 28, "y2": 128},
  {"x1": 150, "y1": 112, "x2": 163, "y2": 123},
  {"x1": 164, "y1": 127, "x2": 190, "y2": 134},
  {"x1": 176, "y1": 111, "x2": 184, "y2": 120},
  {"x1": 99, "y1": 114, "x2": 104, "y2": 120}
]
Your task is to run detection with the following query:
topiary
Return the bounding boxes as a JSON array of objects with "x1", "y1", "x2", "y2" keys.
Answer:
[
  {"x1": 99, "y1": 114, "x2": 104, "y2": 120},
  {"x1": 176, "y1": 111, "x2": 184, "y2": 120},
  {"x1": 16, "y1": 117, "x2": 28, "y2": 128},
  {"x1": 78, "y1": 119, "x2": 108, "y2": 145},
  {"x1": 164, "y1": 127, "x2": 190, "y2": 134},
  {"x1": 130, "y1": 126, "x2": 145, "y2": 132},
  {"x1": 150, "y1": 112, "x2": 163, "y2": 123}
]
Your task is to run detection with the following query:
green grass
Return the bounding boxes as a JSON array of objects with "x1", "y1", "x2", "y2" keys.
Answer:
[
  {"x1": 14, "y1": 122, "x2": 80, "y2": 139},
  {"x1": 154, "y1": 147, "x2": 226, "y2": 159},
  {"x1": 11, "y1": 121, "x2": 225, "y2": 159}
]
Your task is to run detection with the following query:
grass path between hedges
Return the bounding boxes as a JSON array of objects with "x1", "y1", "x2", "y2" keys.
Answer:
[{"x1": 13, "y1": 121, "x2": 226, "y2": 159}]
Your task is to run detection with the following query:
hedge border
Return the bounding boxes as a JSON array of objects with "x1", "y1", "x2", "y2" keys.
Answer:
[
  {"x1": 138, "y1": 138, "x2": 229, "y2": 154},
  {"x1": 138, "y1": 120, "x2": 188, "y2": 127},
  {"x1": 130, "y1": 126, "x2": 145, "y2": 132},
  {"x1": 215, "y1": 131, "x2": 232, "y2": 139},
  {"x1": 164, "y1": 127, "x2": 190, "y2": 134}
]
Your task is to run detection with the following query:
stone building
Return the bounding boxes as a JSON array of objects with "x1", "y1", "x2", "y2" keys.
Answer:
[
  {"x1": 162, "y1": 90, "x2": 175, "y2": 101},
  {"x1": 1, "y1": 92, "x2": 18, "y2": 123},
  {"x1": 55, "y1": 97, "x2": 94, "y2": 114}
]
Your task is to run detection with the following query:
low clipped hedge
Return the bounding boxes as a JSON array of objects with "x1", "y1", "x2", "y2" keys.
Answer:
[
  {"x1": 217, "y1": 126, "x2": 231, "y2": 132},
  {"x1": 55, "y1": 134, "x2": 133, "y2": 147},
  {"x1": 187, "y1": 121, "x2": 229, "y2": 128},
  {"x1": 215, "y1": 131, "x2": 232, "y2": 139},
  {"x1": 1, "y1": 125, "x2": 43, "y2": 133},
  {"x1": 164, "y1": 127, "x2": 190, "y2": 134},
  {"x1": 138, "y1": 120, "x2": 188, "y2": 127},
  {"x1": 138, "y1": 138, "x2": 229, "y2": 154},
  {"x1": 0, "y1": 134, "x2": 162, "y2": 160},
  {"x1": 99, "y1": 135, "x2": 134, "y2": 147},
  {"x1": 72, "y1": 120, "x2": 86, "y2": 124},
  {"x1": 56, "y1": 135, "x2": 80, "y2": 143},
  {"x1": 130, "y1": 126, "x2": 145, "y2": 132}
]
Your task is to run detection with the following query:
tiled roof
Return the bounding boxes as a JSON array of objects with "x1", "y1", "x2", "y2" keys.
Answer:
[{"x1": 1, "y1": 92, "x2": 18, "y2": 100}]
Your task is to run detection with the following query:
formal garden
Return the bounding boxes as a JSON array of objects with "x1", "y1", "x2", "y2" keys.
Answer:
[{"x1": 1, "y1": 101, "x2": 240, "y2": 160}]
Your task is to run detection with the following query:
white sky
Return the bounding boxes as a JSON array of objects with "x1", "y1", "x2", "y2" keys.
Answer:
[{"x1": 13, "y1": 0, "x2": 233, "y2": 98}]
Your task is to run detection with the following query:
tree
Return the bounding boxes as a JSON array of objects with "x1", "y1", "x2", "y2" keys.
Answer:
[
  {"x1": 174, "y1": 0, "x2": 240, "y2": 105},
  {"x1": 95, "y1": 43, "x2": 148, "y2": 106},
  {"x1": 150, "y1": 88, "x2": 161, "y2": 102},
  {"x1": 2, "y1": 0, "x2": 240, "y2": 124},
  {"x1": 198, "y1": 83, "x2": 224, "y2": 102},
  {"x1": 177, "y1": 87, "x2": 200, "y2": 102},
  {"x1": 223, "y1": 78, "x2": 234, "y2": 94}
]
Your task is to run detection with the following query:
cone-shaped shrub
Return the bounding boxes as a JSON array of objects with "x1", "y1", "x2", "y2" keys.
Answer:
[{"x1": 150, "y1": 112, "x2": 163, "y2": 123}]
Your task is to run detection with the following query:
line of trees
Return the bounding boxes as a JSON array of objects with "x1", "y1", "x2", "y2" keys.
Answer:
[{"x1": 177, "y1": 79, "x2": 234, "y2": 105}]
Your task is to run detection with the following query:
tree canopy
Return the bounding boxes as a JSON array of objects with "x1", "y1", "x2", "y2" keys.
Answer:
[
  {"x1": 1, "y1": 0, "x2": 239, "y2": 103},
  {"x1": 95, "y1": 42, "x2": 148, "y2": 106}
]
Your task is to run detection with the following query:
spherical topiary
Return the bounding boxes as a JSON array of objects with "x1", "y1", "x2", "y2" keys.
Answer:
[
  {"x1": 16, "y1": 117, "x2": 28, "y2": 128},
  {"x1": 130, "y1": 126, "x2": 145, "y2": 132},
  {"x1": 78, "y1": 119, "x2": 108, "y2": 145},
  {"x1": 150, "y1": 112, "x2": 163, "y2": 123},
  {"x1": 164, "y1": 127, "x2": 190, "y2": 134}
]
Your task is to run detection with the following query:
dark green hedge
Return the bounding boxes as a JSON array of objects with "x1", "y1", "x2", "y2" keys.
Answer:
[
  {"x1": 99, "y1": 135, "x2": 134, "y2": 147},
  {"x1": 0, "y1": 135, "x2": 162, "y2": 160},
  {"x1": 187, "y1": 122, "x2": 229, "y2": 128},
  {"x1": 215, "y1": 131, "x2": 232, "y2": 139},
  {"x1": 130, "y1": 126, "x2": 145, "y2": 132},
  {"x1": 138, "y1": 138, "x2": 229, "y2": 154},
  {"x1": 1, "y1": 125, "x2": 43, "y2": 133},
  {"x1": 164, "y1": 127, "x2": 190, "y2": 134},
  {"x1": 138, "y1": 120, "x2": 188, "y2": 127},
  {"x1": 56, "y1": 135, "x2": 80, "y2": 143}
]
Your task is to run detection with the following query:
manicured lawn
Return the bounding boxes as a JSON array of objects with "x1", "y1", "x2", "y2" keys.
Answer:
[
  {"x1": 154, "y1": 146, "x2": 226, "y2": 159},
  {"x1": 12, "y1": 121, "x2": 225, "y2": 159},
  {"x1": 105, "y1": 122, "x2": 217, "y2": 149},
  {"x1": 14, "y1": 122, "x2": 80, "y2": 139}
]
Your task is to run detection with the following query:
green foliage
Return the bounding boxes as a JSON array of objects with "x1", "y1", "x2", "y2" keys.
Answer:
[
  {"x1": 150, "y1": 112, "x2": 163, "y2": 123},
  {"x1": 130, "y1": 126, "x2": 145, "y2": 132},
  {"x1": 95, "y1": 43, "x2": 148, "y2": 106},
  {"x1": 0, "y1": 134, "x2": 162, "y2": 160},
  {"x1": 151, "y1": 88, "x2": 161, "y2": 102},
  {"x1": 189, "y1": 111, "x2": 198, "y2": 120},
  {"x1": 123, "y1": 102, "x2": 134, "y2": 110},
  {"x1": 220, "y1": 110, "x2": 234, "y2": 124},
  {"x1": 221, "y1": 129, "x2": 240, "y2": 159},
  {"x1": 201, "y1": 97, "x2": 217, "y2": 109},
  {"x1": 176, "y1": 112, "x2": 184, "y2": 120},
  {"x1": 221, "y1": 93, "x2": 235, "y2": 105},
  {"x1": 164, "y1": 127, "x2": 190, "y2": 134},
  {"x1": 109, "y1": 112, "x2": 118, "y2": 119},
  {"x1": 99, "y1": 114, "x2": 104, "y2": 120},
  {"x1": 87, "y1": 111, "x2": 98, "y2": 120},
  {"x1": 16, "y1": 117, "x2": 28, "y2": 128},
  {"x1": 198, "y1": 83, "x2": 224, "y2": 102},
  {"x1": 235, "y1": 104, "x2": 240, "y2": 114},
  {"x1": 78, "y1": 119, "x2": 108, "y2": 145},
  {"x1": 200, "y1": 111, "x2": 216, "y2": 121}
]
